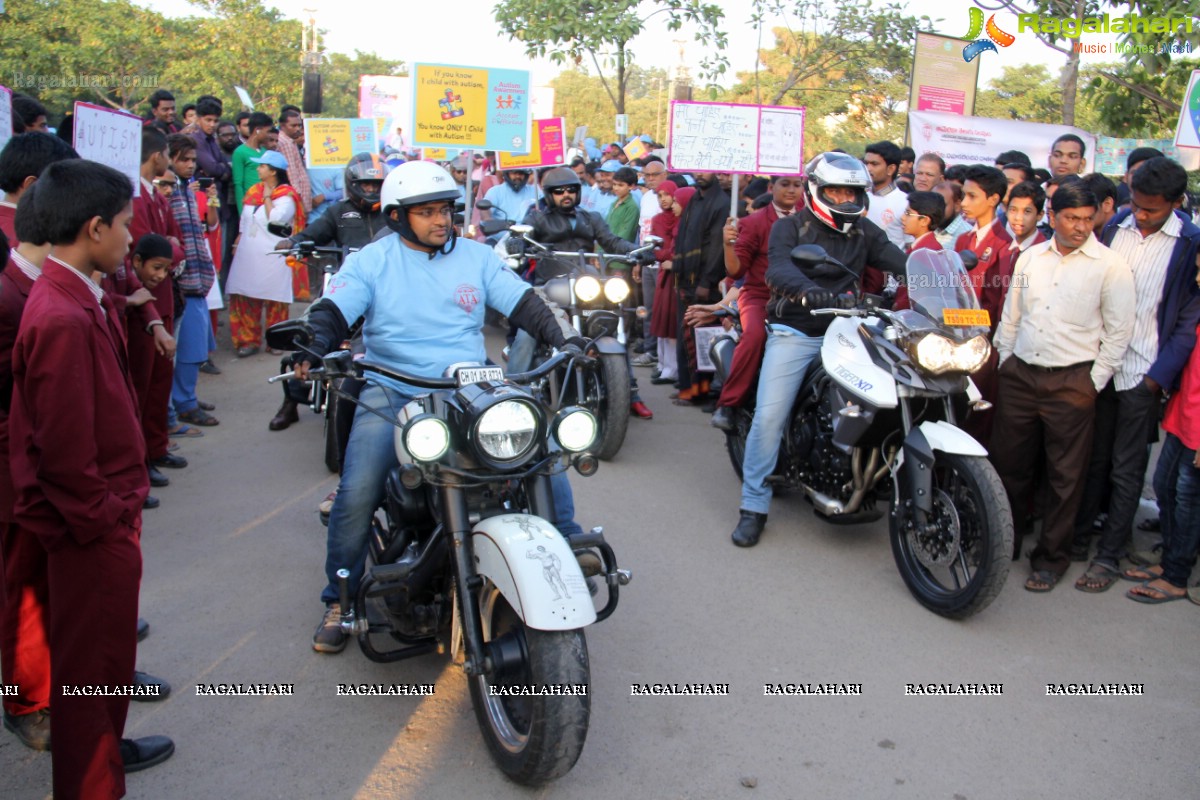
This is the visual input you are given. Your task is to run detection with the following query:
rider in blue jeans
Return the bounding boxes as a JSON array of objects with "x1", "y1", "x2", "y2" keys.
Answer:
[
  {"x1": 732, "y1": 153, "x2": 907, "y2": 547},
  {"x1": 292, "y1": 161, "x2": 585, "y2": 652}
]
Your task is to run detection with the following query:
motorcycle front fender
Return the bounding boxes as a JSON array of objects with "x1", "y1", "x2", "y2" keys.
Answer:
[
  {"x1": 900, "y1": 421, "x2": 988, "y2": 515},
  {"x1": 588, "y1": 335, "x2": 625, "y2": 356},
  {"x1": 471, "y1": 513, "x2": 597, "y2": 631}
]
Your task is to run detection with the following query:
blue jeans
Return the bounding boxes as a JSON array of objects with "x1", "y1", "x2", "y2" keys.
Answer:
[
  {"x1": 740, "y1": 325, "x2": 823, "y2": 514},
  {"x1": 1152, "y1": 432, "x2": 1200, "y2": 589},
  {"x1": 322, "y1": 383, "x2": 583, "y2": 604}
]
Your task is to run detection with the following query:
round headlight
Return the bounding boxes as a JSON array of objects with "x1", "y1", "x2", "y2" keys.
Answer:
[
  {"x1": 404, "y1": 416, "x2": 451, "y2": 461},
  {"x1": 554, "y1": 408, "x2": 598, "y2": 452},
  {"x1": 574, "y1": 275, "x2": 602, "y2": 303},
  {"x1": 604, "y1": 277, "x2": 630, "y2": 304},
  {"x1": 476, "y1": 400, "x2": 539, "y2": 461}
]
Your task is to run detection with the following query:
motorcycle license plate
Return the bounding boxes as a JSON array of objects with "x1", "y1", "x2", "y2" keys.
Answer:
[
  {"x1": 942, "y1": 308, "x2": 991, "y2": 327},
  {"x1": 455, "y1": 366, "x2": 505, "y2": 387}
]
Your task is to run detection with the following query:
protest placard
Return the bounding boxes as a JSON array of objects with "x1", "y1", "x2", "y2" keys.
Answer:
[
  {"x1": 72, "y1": 101, "x2": 142, "y2": 194},
  {"x1": 411, "y1": 63, "x2": 532, "y2": 152},
  {"x1": 304, "y1": 118, "x2": 379, "y2": 169},
  {"x1": 0, "y1": 87, "x2": 11, "y2": 153},
  {"x1": 496, "y1": 118, "x2": 566, "y2": 170},
  {"x1": 668, "y1": 101, "x2": 805, "y2": 174}
]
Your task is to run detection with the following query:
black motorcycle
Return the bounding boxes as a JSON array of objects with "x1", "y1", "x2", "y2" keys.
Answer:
[
  {"x1": 504, "y1": 225, "x2": 660, "y2": 460},
  {"x1": 267, "y1": 321, "x2": 629, "y2": 785}
]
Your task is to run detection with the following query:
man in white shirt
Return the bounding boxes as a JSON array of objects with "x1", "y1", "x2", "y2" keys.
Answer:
[
  {"x1": 862, "y1": 141, "x2": 909, "y2": 249},
  {"x1": 635, "y1": 158, "x2": 669, "y2": 356},
  {"x1": 1071, "y1": 157, "x2": 1200, "y2": 590},
  {"x1": 992, "y1": 181, "x2": 1135, "y2": 592}
]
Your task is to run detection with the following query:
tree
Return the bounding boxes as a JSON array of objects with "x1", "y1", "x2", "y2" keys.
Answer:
[
  {"x1": 492, "y1": 0, "x2": 727, "y2": 115},
  {"x1": 971, "y1": 0, "x2": 1199, "y2": 126},
  {"x1": 1083, "y1": 57, "x2": 1199, "y2": 137},
  {"x1": 550, "y1": 66, "x2": 670, "y2": 143}
]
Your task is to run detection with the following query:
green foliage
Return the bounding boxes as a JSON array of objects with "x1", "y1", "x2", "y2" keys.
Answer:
[
  {"x1": 0, "y1": 0, "x2": 403, "y2": 122},
  {"x1": 1082, "y1": 57, "x2": 1199, "y2": 137},
  {"x1": 493, "y1": 0, "x2": 727, "y2": 113},
  {"x1": 550, "y1": 66, "x2": 670, "y2": 143}
]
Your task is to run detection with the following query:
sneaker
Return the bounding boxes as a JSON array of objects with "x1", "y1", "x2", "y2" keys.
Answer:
[
  {"x1": 631, "y1": 353, "x2": 658, "y2": 367},
  {"x1": 313, "y1": 604, "x2": 347, "y2": 653},
  {"x1": 199, "y1": 360, "x2": 222, "y2": 375}
]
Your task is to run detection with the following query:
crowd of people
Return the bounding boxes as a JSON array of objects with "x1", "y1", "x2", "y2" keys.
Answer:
[{"x1": 1, "y1": 84, "x2": 1199, "y2": 800}]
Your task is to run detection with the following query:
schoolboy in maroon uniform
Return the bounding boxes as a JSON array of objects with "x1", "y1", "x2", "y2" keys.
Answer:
[
  {"x1": 9, "y1": 161, "x2": 174, "y2": 798},
  {"x1": 711, "y1": 174, "x2": 803, "y2": 432},
  {"x1": 0, "y1": 132, "x2": 80, "y2": 244},
  {"x1": 129, "y1": 127, "x2": 186, "y2": 479},
  {"x1": 955, "y1": 165, "x2": 1015, "y2": 326},
  {"x1": 0, "y1": 194, "x2": 52, "y2": 751}
]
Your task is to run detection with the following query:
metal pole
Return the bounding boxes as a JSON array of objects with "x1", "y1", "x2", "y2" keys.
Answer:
[
  {"x1": 463, "y1": 149, "x2": 474, "y2": 238},
  {"x1": 730, "y1": 173, "x2": 739, "y2": 220}
]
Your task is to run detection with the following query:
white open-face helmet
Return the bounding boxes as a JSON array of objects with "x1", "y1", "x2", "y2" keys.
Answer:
[
  {"x1": 804, "y1": 152, "x2": 871, "y2": 235},
  {"x1": 381, "y1": 160, "x2": 462, "y2": 254}
]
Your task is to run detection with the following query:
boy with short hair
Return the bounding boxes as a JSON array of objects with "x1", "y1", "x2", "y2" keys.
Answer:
[
  {"x1": 1004, "y1": 181, "x2": 1048, "y2": 254},
  {"x1": 956, "y1": 165, "x2": 1015, "y2": 322},
  {"x1": 0, "y1": 132, "x2": 80, "y2": 242},
  {"x1": 606, "y1": 166, "x2": 641, "y2": 244},
  {"x1": 10, "y1": 160, "x2": 174, "y2": 798}
]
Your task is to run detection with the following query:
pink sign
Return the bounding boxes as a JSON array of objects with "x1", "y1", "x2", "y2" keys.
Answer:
[
  {"x1": 495, "y1": 118, "x2": 566, "y2": 169},
  {"x1": 917, "y1": 86, "x2": 967, "y2": 115}
]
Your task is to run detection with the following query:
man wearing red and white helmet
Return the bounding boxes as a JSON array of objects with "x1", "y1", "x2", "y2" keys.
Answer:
[{"x1": 729, "y1": 152, "x2": 908, "y2": 548}]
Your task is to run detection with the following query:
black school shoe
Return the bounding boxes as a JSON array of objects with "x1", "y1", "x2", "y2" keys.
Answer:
[
  {"x1": 151, "y1": 453, "x2": 188, "y2": 469},
  {"x1": 130, "y1": 671, "x2": 171, "y2": 702},
  {"x1": 148, "y1": 465, "x2": 169, "y2": 488},
  {"x1": 120, "y1": 736, "x2": 175, "y2": 772}
]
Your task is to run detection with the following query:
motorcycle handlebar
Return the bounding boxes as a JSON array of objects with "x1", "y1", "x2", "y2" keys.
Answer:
[{"x1": 353, "y1": 349, "x2": 588, "y2": 389}]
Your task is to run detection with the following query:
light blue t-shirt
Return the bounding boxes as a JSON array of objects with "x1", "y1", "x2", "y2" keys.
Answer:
[
  {"x1": 324, "y1": 234, "x2": 531, "y2": 393},
  {"x1": 590, "y1": 188, "x2": 617, "y2": 218},
  {"x1": 483, "y1": 182, "x2": 538, "y2": 224}
]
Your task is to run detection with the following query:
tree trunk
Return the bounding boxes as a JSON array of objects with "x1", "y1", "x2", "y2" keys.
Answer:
[
  {"x1": 1060, "y1": 47, "x2": 1079, "y2": 127},
  {"x1": 616, "y1": 45, "x2": 627, "y2": 115}
]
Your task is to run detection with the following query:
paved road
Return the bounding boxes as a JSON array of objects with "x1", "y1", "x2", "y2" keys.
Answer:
[{"x1": 3, "y1": 326, "x2": 1196, "y2": 799}]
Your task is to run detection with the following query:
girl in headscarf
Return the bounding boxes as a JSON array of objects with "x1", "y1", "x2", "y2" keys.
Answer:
[{"x1": 650, "y1": 183, "x2": 689, "y2": 384}]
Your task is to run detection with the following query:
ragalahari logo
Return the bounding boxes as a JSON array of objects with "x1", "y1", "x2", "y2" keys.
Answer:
[{"x1": 962, "y1": 7, "x2": 1015, "y2": 62}]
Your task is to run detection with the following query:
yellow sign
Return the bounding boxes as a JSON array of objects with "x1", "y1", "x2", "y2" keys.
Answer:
[
  {"x1": 942, "y1": 308, "x2": 991, "y2": 327},
  {"x1": 413, "y1": 64, "x2": 491, "y2": 148},
  {"x1": 622, "y1": 137, "x2": 649, "y2": 161},
  {"x1": 375, "y1": 117, "x2": 389, "y2": 139},
  {"x1": 423, "y1": 148, "x2": 449, "y2": 160},
  {"x1": 303, "y1": 118, "x2": 379, "y2": 168}
]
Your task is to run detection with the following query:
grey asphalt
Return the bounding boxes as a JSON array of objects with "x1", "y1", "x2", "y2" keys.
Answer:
[{"x1": 2, "y1": 327, "x2": 1196, "y2": 799}]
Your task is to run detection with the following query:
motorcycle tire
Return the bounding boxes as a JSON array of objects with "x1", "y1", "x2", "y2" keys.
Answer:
[
  {"x1": 724, "y1": 408, "x2": 754, "y2": 480},
  {"x1": 888, "y1": 452, "x2": 1013, "y2": 619},
  {"x1": 469, "y1": 583, "x2": 590, "y2": 786},
  {"x1": 592, "y1": 352, "x2": 629, "y2": 461}
]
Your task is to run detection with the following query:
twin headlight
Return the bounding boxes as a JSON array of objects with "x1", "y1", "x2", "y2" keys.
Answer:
[
  {"x1": 401, "y1": 402, "x2": 598, "y2": 465},
  {"x1": 908, "y1": 333, "x2": 991, "y2": 375},
  {"x1": 574, "y1": 276, "x2": 630, "y2": 305}
]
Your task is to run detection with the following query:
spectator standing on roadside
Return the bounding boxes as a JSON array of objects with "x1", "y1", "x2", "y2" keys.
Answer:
[
  {"x1": 863, "y1": 141, "x2": 908, "y2": 249},
  {"x1": 232, "y1": 111, "x2": 273, "y2": 214},
  {"x1": 672, "y1": 172, "x2": 728, "y2": 405},
  {"x1": 143, "y1": 89, "x2": 181, "y2": 136},
  {"x1": 0, "y1": 133, "x2": 79, "y2": 244}
]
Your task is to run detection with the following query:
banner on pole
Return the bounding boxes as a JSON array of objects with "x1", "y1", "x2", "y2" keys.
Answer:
[
  {"x1": 72, "y1": 101, "x2": 142, "y2": 195},
  {"x1": 303, "y1": 118, "x2": 379, "y2": 168},
  {"x1": 668, "y1": 101, "x2": 806, "y2": 175},
  {"x1": 908, "y1": 110, "x2": 1096, "y2": 170},
  {"x1": 411, "y1": 63, "x2": 532, "y2": 151},
  {"x1": 496, "y1": 117, "x2": 566, "y2": 170},
  {"x1": 1175, "y1": 69, "x2": 1200, "y2": 149}
]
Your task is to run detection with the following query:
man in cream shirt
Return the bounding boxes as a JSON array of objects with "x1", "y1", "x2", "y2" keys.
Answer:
[{"x1": 991, "y1": 181, "x2": 1135, "y2": 593}]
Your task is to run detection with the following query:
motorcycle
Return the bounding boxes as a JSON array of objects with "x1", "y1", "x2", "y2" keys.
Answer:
[
  {"x1": 504, "y1": 224, "x2": 661, "y2": 460},
  {"x1": 266, "y1": 321, "x2": 629, "y2": 785},
  {"x1": 274, "y1": 241, "x2": 363, "y2": 474},
  {"x1": 712, "y1": 246, "x2": 1013, "y2": 619}
]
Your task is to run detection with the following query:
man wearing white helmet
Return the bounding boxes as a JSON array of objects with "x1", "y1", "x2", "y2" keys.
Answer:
[
  {"x1": 730, "y1": 152, "x2": 908, "y2": 547},
  {"x1": 291, "y1": 160, "x2": 584, "y2": 653}
]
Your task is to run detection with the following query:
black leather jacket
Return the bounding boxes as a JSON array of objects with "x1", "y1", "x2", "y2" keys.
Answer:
[
  {"x1": 519, "y1": 206, "x2": 639, "y2": 284},
  {"x1": 289, "y1": 200, "x2": 386, "y2": 253}
]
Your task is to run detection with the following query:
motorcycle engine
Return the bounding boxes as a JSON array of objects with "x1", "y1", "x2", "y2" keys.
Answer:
[{"x1": 792, "y1": 389, "x2": 852, "y2": 497}]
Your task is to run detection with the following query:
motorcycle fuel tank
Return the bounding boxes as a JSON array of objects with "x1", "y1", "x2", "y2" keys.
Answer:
[{"x1": 821, "y1": 316, "x2": 897, "y2": 408}]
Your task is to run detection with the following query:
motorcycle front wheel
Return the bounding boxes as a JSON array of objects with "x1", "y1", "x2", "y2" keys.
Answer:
[
  {"x1": 724, "y1": 408, "x2": 754, "y2": 480},
  {"x1": 468, "y1": 583, "x2": 590, "y2": 786},
  {"x1": 591, "y1": 352, "x2": 630, "y2": 461},
  {"x1": 888, "y1": 452, "x2": 1012, "y2": 619}
]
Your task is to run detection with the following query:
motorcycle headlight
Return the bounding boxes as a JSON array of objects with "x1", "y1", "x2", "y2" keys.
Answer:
[
  {"x1": 403, "y1": 415, "x2": 451, "y2": 462},
  {"x1": 553, "y1": 407, "x2": 598, "y2": 453},
  {"x1": 574, "y1": 275, "x2": 602, "y2": 303},
  {"x1": 475, "y1": 400, "x2": 539, "y2": 462},
  {"x1": 911, "y1": 333, "x2": 991, "y2": 375},
  {"x1": 604, "y1": 277, "x2": 630, "y2": 304}
]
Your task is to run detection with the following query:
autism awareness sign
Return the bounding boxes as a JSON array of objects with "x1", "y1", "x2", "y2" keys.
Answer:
[
  {"x1": 1174, "y1": 69, "x2": 1200, "y2": 149},
  {"x1": 962, "y1": 7, "x2": 1015, "y2": 62}
]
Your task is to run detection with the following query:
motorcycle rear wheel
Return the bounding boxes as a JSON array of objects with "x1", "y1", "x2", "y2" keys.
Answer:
[
  {"x1": 889, "y1": 452, "x2": 1012, "y2": 619},
  {"x1": 469, "y1": 583, "x2": 590, "y2": 786},
  {"x1": 591, "y1": 352, "x2": 629, "y2": 461}
]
